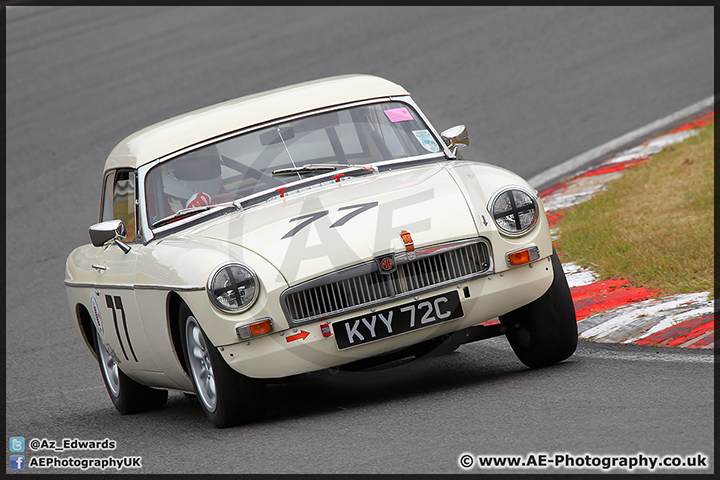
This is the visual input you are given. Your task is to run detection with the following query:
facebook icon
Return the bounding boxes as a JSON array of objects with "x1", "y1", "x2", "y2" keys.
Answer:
[{"x1": 10, "y1": 455, "x2": 25, "y2": 470}]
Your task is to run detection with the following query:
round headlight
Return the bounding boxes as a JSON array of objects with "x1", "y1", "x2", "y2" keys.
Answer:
[
  {"x1": 207, "y1": 263, "x2": 259, "y2": 313},
  {"x1": 489, "y1": 186, "x2": 539, "y2": 237}
]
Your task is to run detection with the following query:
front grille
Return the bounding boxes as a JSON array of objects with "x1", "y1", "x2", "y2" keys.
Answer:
[{"x1": 281, "y1": 238, "x2": 492, "y2": 325}]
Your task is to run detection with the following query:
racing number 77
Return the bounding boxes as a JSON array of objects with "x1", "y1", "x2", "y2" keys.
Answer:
[
  {"x1": 281, "y1": 202, "x2": 378, "y2": 239},
  {"x1": 105, "y1": 294, "x2": 138, "y2": 362}
]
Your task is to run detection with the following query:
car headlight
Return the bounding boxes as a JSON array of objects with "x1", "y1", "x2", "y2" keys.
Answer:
[
  {"x1": 207, "y1": 263, "x2": 259, "y2": 313},
  {"x1": 488, "y1": 186, "x2": 539, "y2": 237}
]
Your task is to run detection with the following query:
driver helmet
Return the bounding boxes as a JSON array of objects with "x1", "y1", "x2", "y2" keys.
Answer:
[{"x1": 161, "y1": 144, "x2": 223, "y2": 201}]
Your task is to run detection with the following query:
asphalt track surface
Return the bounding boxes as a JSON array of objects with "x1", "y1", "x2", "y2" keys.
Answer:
[{"x1": 5, "y1": 6, "x2": 715, "y2": 475}]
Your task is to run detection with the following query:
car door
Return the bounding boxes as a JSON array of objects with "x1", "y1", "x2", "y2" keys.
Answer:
[{"x1": 94, "y1": 169, "x2": 160, "y2": 373}]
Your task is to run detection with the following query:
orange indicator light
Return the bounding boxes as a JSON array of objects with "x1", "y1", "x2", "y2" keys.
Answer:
[
  {"x1": 237, "y1": 318, "x2": 274, "y2": 340},
  {"x1": 505, "y1": 246, "x2": 540, "y2": 267},
  {"x1": 249, "y1": 319, "x2": 273, "y2": 337},
  {"x1": 507, "y1": 249, "x2": 532, "y2": 266}
]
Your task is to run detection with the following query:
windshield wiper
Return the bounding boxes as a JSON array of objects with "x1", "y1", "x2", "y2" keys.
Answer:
[
  {"x1": 271, "y1": 163, "x2": 380, "y2": 177},
  {"x1": 271, "y1": 164, "x2": 338, "y2": 176},
  {"x1": 151, "y1": 202, "x2": 235, "y2": 229}
]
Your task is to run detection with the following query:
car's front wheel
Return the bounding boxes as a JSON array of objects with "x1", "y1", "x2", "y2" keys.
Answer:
[
  {"x1": 500, "y1": 249, "x2": 578, "y2": 368},
  {"x1": 179, "y1": 303, "x2": 266, "y2": 428},
  {"x1": 94, "y1": 328, "x2": 168, "y2": 414}
]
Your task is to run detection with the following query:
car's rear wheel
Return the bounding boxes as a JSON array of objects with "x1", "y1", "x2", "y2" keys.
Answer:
[
  {"x1": 94, "y1": 328, "x2": 168, "y2": 414},
  {"x1": 179, "y1": 303, "x2": 266, "y2": 428},
  {"x1": 500, "y1": 249, "x2": 578, "y2": 368}
]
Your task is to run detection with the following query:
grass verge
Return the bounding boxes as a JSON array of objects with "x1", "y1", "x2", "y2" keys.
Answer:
[{"x1": 556, "y1": 122, "x2": 714, "y2": 298}]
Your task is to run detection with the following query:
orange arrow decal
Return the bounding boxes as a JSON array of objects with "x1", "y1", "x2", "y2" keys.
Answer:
[{"x1": 286, "y1": 330, "x2": 310, "y2": 343}]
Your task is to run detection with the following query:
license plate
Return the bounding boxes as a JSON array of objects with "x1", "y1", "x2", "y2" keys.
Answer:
[{"x1": 333, "y1": 291, "x2": 464, "y2": 350}]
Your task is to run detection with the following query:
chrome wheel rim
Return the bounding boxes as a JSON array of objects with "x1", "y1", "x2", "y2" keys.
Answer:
[
  {"x1": 97, "y1": 330, "x2": 120, "y2": 397},
  {"x1": 185, "y1": 316, "x2": 217, "y2": 412}
]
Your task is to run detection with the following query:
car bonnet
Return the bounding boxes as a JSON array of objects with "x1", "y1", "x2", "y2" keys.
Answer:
[{"x1": 187, "y1": 163, "x2": 480, "y2": 286}]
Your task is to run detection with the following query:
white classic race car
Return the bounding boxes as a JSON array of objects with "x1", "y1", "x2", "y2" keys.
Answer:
[{"x1": 65, "y1": 74, "x2": 577, "y2": 427}]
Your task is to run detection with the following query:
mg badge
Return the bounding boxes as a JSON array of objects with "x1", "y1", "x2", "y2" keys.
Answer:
[{"x1": 375, "y1": 253, "x2": 397, "y2": 275}]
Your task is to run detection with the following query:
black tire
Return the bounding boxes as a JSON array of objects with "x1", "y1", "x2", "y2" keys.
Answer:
[
  {"x1": 179, "y1": 303, "x2": 266, "y2": 428},
  {"x1": 500, "y1": 249, "x2": 578, "y2": 368},
  {"x1": 94, "y1": 328, "x2": 168, "y2": 414}
]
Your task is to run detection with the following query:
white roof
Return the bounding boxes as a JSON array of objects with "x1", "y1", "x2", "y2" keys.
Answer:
[{"x1": 103, "y1": 74, "x2": 409, "y2": 171}]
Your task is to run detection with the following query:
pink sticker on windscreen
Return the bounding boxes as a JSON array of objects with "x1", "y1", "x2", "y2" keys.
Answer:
[{"x1": 384, "y1": 107, "x2": 414, "y2": 122}]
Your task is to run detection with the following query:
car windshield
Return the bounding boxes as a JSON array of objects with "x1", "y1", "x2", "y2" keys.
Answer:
[{"x1": 144, "y1": 101, "x2": 442, "y2": 227}]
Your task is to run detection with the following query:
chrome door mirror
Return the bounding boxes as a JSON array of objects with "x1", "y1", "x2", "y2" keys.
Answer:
[
  {"x1": 89, "y1": 220, "x2": 130, "y2": 253},
  {"x1": 441, "y1": 125, "x2": 469, "y2": 156}
]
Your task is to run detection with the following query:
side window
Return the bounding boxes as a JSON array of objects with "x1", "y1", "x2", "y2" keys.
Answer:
[
  {"x1": 101, "y1": 172, "x2": 115, "y2": 223},
  {"x1": 100, "y1": 169, "x2": 137, "y2": 243}
]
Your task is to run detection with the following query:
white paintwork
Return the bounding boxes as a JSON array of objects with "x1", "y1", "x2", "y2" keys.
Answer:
[{"x1": 562, "y1": 262, "x2": 600, "y2": 288}]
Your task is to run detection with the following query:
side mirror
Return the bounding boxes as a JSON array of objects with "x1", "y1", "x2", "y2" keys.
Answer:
[
  {"x1": 441, "y1": 125, "x2": 469, "y2": 156},
  {"x1": 89, "y1": 220, "x2": 131, "y2": 253}
]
